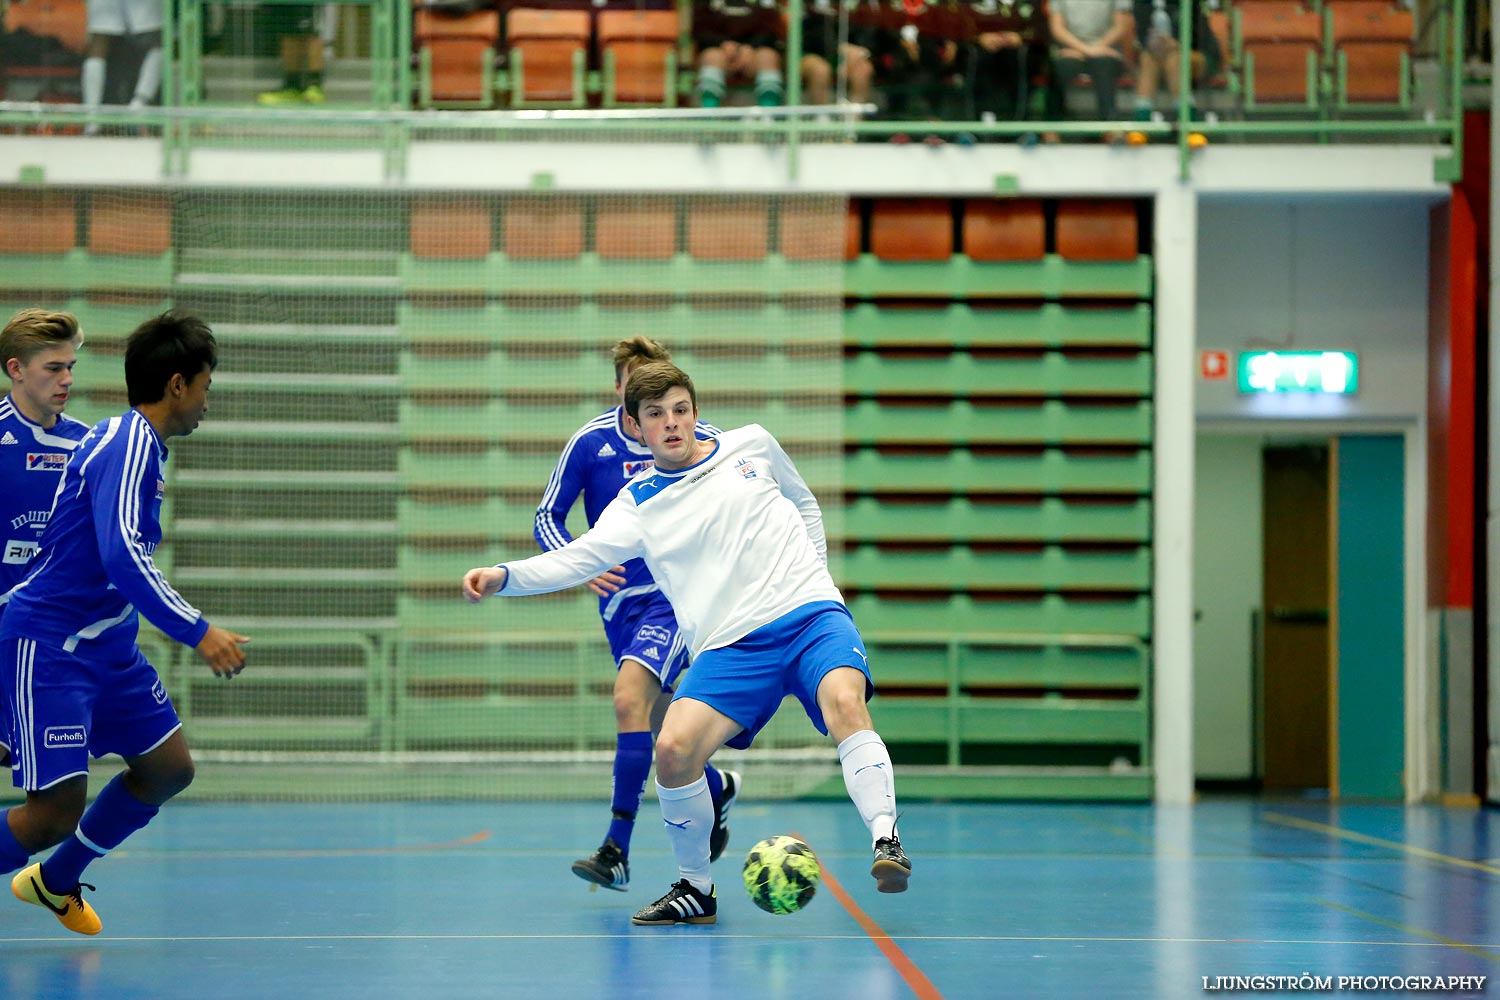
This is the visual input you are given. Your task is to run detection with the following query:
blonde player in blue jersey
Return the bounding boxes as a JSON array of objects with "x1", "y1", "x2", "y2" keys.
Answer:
[
  {"x1": 537, "y1": 336, "x2": 738, "y2": 892},
  {"x1": 0, "y1": 310, "x2": 249, "y2": 936},
  {"x1": 466, "y1": 362, "x2": 908, "y2": 926},
  {"x1": 0, "y1": 310, "x2": 93, "y2": 768}
]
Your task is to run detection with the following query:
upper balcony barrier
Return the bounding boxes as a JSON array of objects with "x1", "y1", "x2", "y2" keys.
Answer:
[{"x1": 0, "y1": 0, "x2": 1468, "y2": 179}]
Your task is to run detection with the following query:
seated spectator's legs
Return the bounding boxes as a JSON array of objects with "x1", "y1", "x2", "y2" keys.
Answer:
[
  {"x1": 802, "y1": 43, "x2": 873, "y2": 106},
  {"x1": 697, "y1": 44, "x2": 731, "y2": 108},
  {"x1": 82, "y1": 32, "x2": 112, "y2": 133},
  {"x1": 81, "y1": 0, "x2": 162, "y2": 133},
  {"x1": 841, "y1": 44, "x2": 875, "y2": 105},
  {"x1": 1133, "y1": 47, "x2": 1159, "y2": 119},
  {"x1": 83, "y1": 0, "x2": 122, "y2": 133},
  {"x1": 974, "y1": 40, "x2": 1027, "y2": 120},
  {"x1": 130, "y1": 30, "x2": 162, "y2": 110},
  {"x1": 802, "y1": 53, "x2": 835, "y2": 105},
  {"x1": 698, "y1": 41, "x2": 783, "y2": 108},
  {"x1": 257, "y1": 6, "x2": 324, "y2": 106},
  {"x1": 1049, "y1": 52, "x2": 1084, "y2": 117},
  {"x1": 1134, "y1": 40, "x2": 1205, "y2": 118},
  {"x1": 751, "y1": 44, "x2": 784, "y2": 106},
  {"x1": 1082, "y1": 53, "x2": 1123, "y2": 118}
]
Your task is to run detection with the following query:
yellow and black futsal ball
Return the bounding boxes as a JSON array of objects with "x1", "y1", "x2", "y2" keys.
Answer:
[{"x1": 742, "y1": 835, "x2": 821, "y2": 914}]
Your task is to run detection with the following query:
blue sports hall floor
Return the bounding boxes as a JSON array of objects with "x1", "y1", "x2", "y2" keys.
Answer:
[{"x1": 1, "y1": 797, "x2": 1497, "y2": 999}]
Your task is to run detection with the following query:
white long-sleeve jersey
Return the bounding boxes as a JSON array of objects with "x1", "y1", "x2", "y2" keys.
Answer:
[{"x1": 497, "y1": 423, "x2": 843, "y2": 658}]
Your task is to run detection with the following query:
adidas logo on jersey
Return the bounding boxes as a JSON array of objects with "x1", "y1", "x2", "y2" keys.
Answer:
[
  {"x1": 641, "y1": 646, "x2": 661, "y2": 660},
  {"x1": 598, "y1": 443, "x2": 616, "y2": 458},
  {"x1": 0, "y1": 432, "x2": 15, "y2": 445}
]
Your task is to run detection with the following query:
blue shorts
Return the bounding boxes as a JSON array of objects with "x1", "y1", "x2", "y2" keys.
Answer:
[
  {"x1": 674, "y1": 600, "x2": 873, "y2": 750},
  {"x1": 2, "y1": 637, "x2": 181, "y2": 792},
  {"x1": 603, "y1": 592, "x2": 690, "y2": 692}
]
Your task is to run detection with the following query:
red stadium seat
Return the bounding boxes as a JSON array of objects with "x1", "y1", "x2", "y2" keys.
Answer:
[
  {"x1": 963, "y1": 200, "x2": 1044, "y2": 262},
  {"x1": 686, "y1": 198, "x2": 769, "y2": 261},
  {"x1": 779, "y1": 201, "x2": 860, "y2": 262},
  {"x1": 1055, "y1": 200, "x2": 1138, "y2": 261},
  {"x1": 505, "y1": 8, "x2": 590, "y2": 108},
  {"x1": 1235, "y1": 1, "x2": 1323, "y2": 108},
  {"x1": 414, "y1": 7, "x2": 500, "y2": 107},
  {"x1": 411, "y1": 196, "x2": 492, "y2": 260},
  {"x1": 870, "y1": 200, "x2": 952, "y2": 262},
  {"x1": 503, "y1": 196, "x2": 585, "y2": 260},
  {"x1": 595, "y1": 201, "x2": 677, "y2": 260},
  {"x1": 0, "y1": 191, "x2": 78, "y2": 254},
  {"x1": 89, "y1": 194, "x2": 171, "y2": 256},
  {"x1": 598, "y1": 9, "x2": 679, "y2": 107},
  {"x1": 1328, "y1": 2, "x2": 1413, "y2": 107}
]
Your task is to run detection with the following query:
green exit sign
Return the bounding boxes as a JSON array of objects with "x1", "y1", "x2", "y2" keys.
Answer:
[{"x1": 1237, "y1": 351, "x2": 1358, "y2": 394}]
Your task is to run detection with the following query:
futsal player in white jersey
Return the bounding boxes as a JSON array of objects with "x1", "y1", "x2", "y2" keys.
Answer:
[
  {"x1": 535, "y1": 337, "x2": 736, "y2": 893},
  {"x1": 465, "y1": 362, "x2": 909, "y2": 926}
]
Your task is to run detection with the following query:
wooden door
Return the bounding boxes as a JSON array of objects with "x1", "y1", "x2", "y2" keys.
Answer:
[{"x1": 1260, "y1": 444, "x2": 1331, "y2": 789}]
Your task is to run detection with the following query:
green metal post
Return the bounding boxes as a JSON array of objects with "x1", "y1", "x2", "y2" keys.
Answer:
[
  {"x1": 786, "y1": 0, "x2": 804, "y2": 184},
  {"x1": 396, "y1": 0, "x2": 412, "y2": 108},
  {"x1": 1177, "y1": 0, "x2": 1194, "y2": 180},
  {"x1": 161, "y1": 0, "x2": 176, "y2": 176},
  {"x1": 1450, "y1": 0, "x2": 1465, "y2": 174}
]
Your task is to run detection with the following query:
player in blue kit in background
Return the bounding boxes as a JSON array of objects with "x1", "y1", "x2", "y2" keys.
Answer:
[
  {"x1": 0, "y1": 310, "x2": 93, "y2": 768},
  {"x1": 0, "y1": 309, "x2": 92, "y2": 595},
  {"x1": 0, "y1": 310, "x2": 249, "y2": 935},
  {"x1": 468, "y1": 362, "x2": 908, "y2": 926},
  {"x1": 536, "y1": 336, "x2": 738, "y2": 892}
]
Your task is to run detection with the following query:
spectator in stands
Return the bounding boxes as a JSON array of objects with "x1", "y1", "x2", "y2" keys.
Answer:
[
  {"x1": 800, "y1": 0, "x2": 876, "y2": 108},
  {"x1": 870, "y1": 9, "x2": 948, "y2": 122},
  {"x1": 693, "y1": 0, "x2": 785, "y2": 108},
  {"x1": 1131, "y1": 0, "x2": 1220, "y2": 120},
  {"x1": 256, "y1": 6, "x2": 325, "y2": 105},
  {"x1": 1046, "y1": 0, "x2": 1131, "y2": 121},
  {"x1": 963, "y1": 0, "x2": 1051, "y2": 123},
  {"x1": 81, "y1": 0, "x2": 163, "y2": 134}
]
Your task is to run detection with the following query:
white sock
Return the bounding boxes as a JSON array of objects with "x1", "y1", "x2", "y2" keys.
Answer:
[
  {"x1": 132, "y1": 47, "x2": 162, "y2": 105},
  {"x1": 754, "y1": 69, "x2": 785, "y2": 101},
  {"x1": 656, "y1": 775, "x2": 714, "y2": 893},
  {"x1": 82, "y1": 57, "x2": 105, "y2": 110},
  {"x1": 698, "y1": 65, "x2": 726, "y2": 103},
  {"x1": 838, "y1": 730, "x2": 897, "y2": 845}
]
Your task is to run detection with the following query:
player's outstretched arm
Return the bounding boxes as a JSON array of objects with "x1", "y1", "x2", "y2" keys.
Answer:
[
  {"x1": 463, "y1": 565, "x2": 509, "y2": 603},
  {"x1": 195, "y1": 624, "x2": 249, "y2": 679}
]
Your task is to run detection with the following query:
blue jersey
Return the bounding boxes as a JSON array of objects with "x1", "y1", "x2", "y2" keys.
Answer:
[
  {"x1": 0, "y1": 408, "x2": 208, "y2": 658},
  {"x1": 0, "y1": 394, "x2": 90, "y2": 595},
  {"x1": 534, "y1": 405, "x2": 718, "y2": 622}
]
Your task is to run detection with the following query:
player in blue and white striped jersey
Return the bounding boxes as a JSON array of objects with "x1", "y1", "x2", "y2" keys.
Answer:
[
  {"x1": 0, "y1": 310, "x2": 92, "y2": 768},
  {"x1": 536, "y1": 336, "x2": 737, "y2": 893},
  {"x1": 0, "y1": 309, "x2": 91, "y2": 597},
  {"x1": 0, "y1": 311, "x2": 249, "y2": 936}
]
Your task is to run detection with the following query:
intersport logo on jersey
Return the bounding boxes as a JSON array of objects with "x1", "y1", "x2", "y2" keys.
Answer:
[{"x1": 26, "y1": 453, "x2": 67, "y2": 472}]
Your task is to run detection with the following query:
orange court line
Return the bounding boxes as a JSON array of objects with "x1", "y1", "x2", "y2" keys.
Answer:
[{"x1": 794, "y1": 830, "x2": 944, "y2": 1000}]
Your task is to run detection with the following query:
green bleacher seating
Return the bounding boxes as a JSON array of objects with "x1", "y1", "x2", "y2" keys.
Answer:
[
  {"x1": 843, "y1": 448, "x2": 1152, "y2": 495},
  {"x1": 844, "y1": 352, "x2": 1153, "y2": 398},
  {"x1": 843, "y1": 302, "x2": 1152, "y2": 349},
  {"x1": 843, "y1": 497, "x2": 1152, "y2": 543},
  {"x1": 843, "y1": 400, "x2": 1153, "y2": 446}
]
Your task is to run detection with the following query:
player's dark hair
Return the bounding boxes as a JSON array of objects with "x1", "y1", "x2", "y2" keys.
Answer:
[
  {"x1": 612, "y1": 335, "x2": 672, "y2": 385},
  {"x1": 125, "y1": 310, "x2": 218, "y2": 406},
  {"x1": 624, "y1": 362, "x2": 696, "y2": 421},
  {"x1": 1, "y1": 309, "x2": 82, "y2": 372}
]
